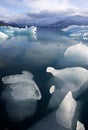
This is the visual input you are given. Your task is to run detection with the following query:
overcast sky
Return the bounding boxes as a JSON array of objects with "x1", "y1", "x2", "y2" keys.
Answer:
[{"x1": 0, "y1": 0, "x2": 88, "y2": 21}]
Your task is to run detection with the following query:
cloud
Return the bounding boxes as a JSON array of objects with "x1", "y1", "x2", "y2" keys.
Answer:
[{"x1": 23, "y1": 0, "x2": 77, "y2": 12}]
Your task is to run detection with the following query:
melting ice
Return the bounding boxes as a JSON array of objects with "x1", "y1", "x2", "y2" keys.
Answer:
[
  {"x1": 56, "y1": 91, "x2": 77, "y2": 129},
  {"x1": 76, "y1": 121, "x2": 85, "y2": 130},
  {"x1": 2, "y1": 71, "x2": 41, "y2": 121},
  {"x1": 62, "y1": 25, "x2": 88, "y2": 41},
  {"x1": 46, "y1": 67, "x2": 88, "y2": 93},
  {"x1": 64, "y1": 43, "x2": 88, "y2": 65},
  {"x1": 0, "y1": 26, "x2": 37, "y2": 39}
]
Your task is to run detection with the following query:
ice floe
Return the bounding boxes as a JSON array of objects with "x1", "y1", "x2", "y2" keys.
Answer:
[
  {"x1": 56, "y1": 91, "x2": 77, "y2": 129},
  {"x1": 64, "y1": 43, "x2": 88, "y2": 64},
  {"x1": 2, "y1": 71, "x2": 41, "y2": 121},
  {"x1": 46, "y1": 66, "x2": 88, "y2": 93},
  {"x1": 76, "y1": 121, "x2": 85, "y2": 130}
]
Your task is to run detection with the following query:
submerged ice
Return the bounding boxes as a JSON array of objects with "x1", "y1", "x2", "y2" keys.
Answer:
[
  {"x1": 46, "y1": 67, "x2": 88, "y2": 92},
  {"x1": 56, "y1": 91, "x2": 77, "y2": 129},
  {"x1": 2, "y1": 71, "x2": 41, "y2": 121},
  {"x1": 64, "y1": 43, "x2": 88, "y2": 64}
]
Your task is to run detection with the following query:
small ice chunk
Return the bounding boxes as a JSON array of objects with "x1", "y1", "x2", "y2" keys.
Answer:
[
  {"x1": 49, "y1": 85, "x2": 55, "y2": 94},
  {"x1": 46, "y1": 67, "x2": 88, "y2": 92},
  {"x1": 64, "y1": 43, "x2": 88, "y2": 64},
  {"x1": 56, "y1": 91, "x2": 77, "y2": 129},
  {"x1": 76, "y1": 121, "x2": 85, "y2": 130}
]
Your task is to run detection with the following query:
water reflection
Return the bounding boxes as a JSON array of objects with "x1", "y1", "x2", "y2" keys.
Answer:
[{"x1": 0, "y1": 29, "x2": 88, "y2": 130}]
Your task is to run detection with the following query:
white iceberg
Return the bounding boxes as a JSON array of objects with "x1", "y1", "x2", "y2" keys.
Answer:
[
  {"x1": 62, "y1": 25, "x2": 88, "y2": 33},
  {"x1": 0, "y1": 31, "x2": 8, "y2": 40},
  {"x1": 2, "y1": 71, "x2": 41, "y2": 121},
  {"x1": 64, "y1": 43, "x2": 88, "y2": 64},
  {"x1": 56, "y1": 91, "x2": 77, "y2": 129},
  {"x1": 0, "y1": 26, "x2": 37, "y2": 37},
  {"x1": 46, "y1": 67, "x2": 88, "y2": 92},
  {"x1": 76, "y1": 121, "x2": 85, "y2": 130},
  {"x1": 13, "y1": 26, "x2": 37, "y2": 35}
]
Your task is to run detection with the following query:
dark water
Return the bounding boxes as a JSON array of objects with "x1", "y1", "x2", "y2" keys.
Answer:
[{"x1": 0, "y1": 28, "x2": 88, "y2": 130}]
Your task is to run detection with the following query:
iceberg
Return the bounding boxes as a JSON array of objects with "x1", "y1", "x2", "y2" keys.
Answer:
[
  {"x1": 64, "y1": 43, "x2": 88, "y2": 64},
  {"x1": 2, "y1": 71, "x2": 41, "y2": 121},
  {"x1": 13, "y1": 26, "x2": 37, "y2": 35},
  {"x1": 56, "y1": 91, "x2": 77, "y2": 129},
  {"x1": 0, "y1": 26, "x2": 37, "y2": 37},
  {"x1": 46, "y1": 67, "x2": 88, "y2": 92},
  {"x1": 62, "y1": 25, "x2": 88, "y2": 41},
  {"x1": 0, "y1": 31, "x2": 8, "y2": 39},
  {"x1": 76, "y1": 121, "x2": 85, "y2": 130},
  {"x1": 62, "y1": 25, "x2": 88, "y2": 33}
]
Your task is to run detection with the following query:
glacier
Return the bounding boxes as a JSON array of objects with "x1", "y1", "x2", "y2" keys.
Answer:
[
  {"x1": 46, "y1": 66, "x2": 88, "y2": 93},
  {"x1": 64, "y1": 43, "x2": 88, "y2": 65},
  {"x1": 2, "y1": 71, "x2": 41, "y2": 121},
  {"x1": 56, "y1": 91, "x2": 77, "y2": 129},
  {"x1": 76, "y1": 121, "x2": 85, "y2": 130}
]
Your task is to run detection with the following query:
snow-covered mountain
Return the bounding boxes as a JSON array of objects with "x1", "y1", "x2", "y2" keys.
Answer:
[
  {"x1": 1, "y1": 11, "x2": 88, "y2": 28},
  {"x1": 8, "y1": 15, "x2": 88, "y2": 28}
]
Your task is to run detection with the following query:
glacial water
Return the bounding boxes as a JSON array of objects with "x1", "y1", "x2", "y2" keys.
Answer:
[{"x1": 0, "y1": 26, "x2": 88, "y2": 130}]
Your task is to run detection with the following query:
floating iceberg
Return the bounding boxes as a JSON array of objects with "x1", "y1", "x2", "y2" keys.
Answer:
[
  {"x1": 56, "y1": 91, "x2": 77, "y2": 129},
  {"x1": 62, "y1": 25, "x2": 88, "y2": 41},
  {"x1": 0, "y1": 31, "x2": 8, "y2": 40},
  {"x1": 0, "y1": 26, "x2": 37, "y2": 37},
  {"x1": 46, "y1": 67, "x2": 88, "y2": 92},
  {"x1": 2, "y1": 71, "x2": 41, "y2": 121},
  {"x1": 76, "y1": 121, "x2": 85, "y2": 130},
  {"x1": 62, "y1": 25, "x2": 88, "y2": 33},
  {"x1": 64, "y1": 43, "x2": 88, "y2": 64},
  {"x1": 13, "y1": 26, "x2": 37, "y2": 35}
]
